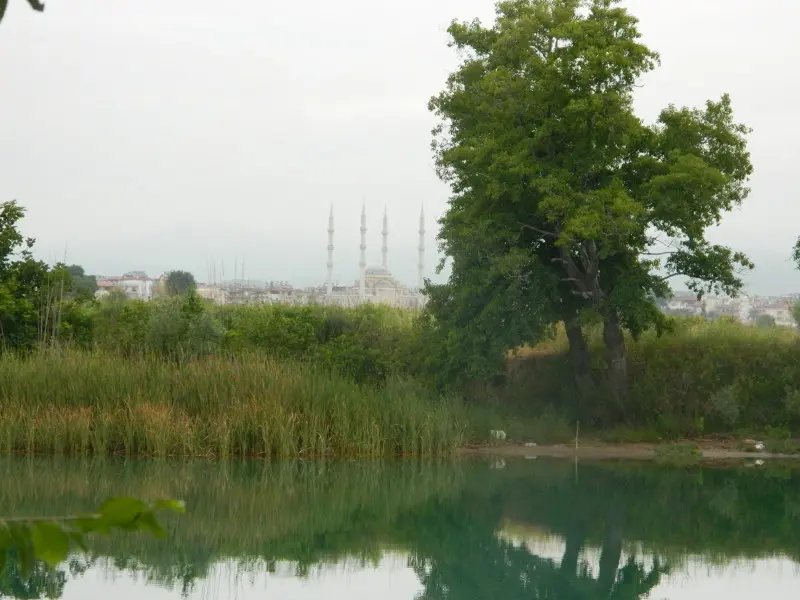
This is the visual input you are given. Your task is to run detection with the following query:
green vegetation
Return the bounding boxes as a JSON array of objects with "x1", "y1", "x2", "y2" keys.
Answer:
[
  {"x1": 653, "y1": 443, "x2": 702, "y2": 467},
  {"x1": 497, "y1": 318, "x2": 800, "y2": 438},
  {"x1": 0, "y1": 349, "x2": 464, "y2": 458},
  {"x1": 163, "y1": 270, "x2": 196, "y2": 297},
  {"x1": 2, "y1": 0, "x2": 799, "y2": 452},
  {"x1": 425, "y1": 0, "x2": 753, "y2": 402}
]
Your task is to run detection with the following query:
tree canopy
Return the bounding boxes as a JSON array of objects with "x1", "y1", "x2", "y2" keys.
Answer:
[
  {"x1": 0, "y1": 200, "x2": 72, "y2": 348},
  {"x1": 66, "y1": 265, "x2": 98, "y2": 302},
  {"x1": 426, "y1": 0, "x2": 753, "y2": 398},
  {"x1": 165, "y1": 270, "x2": 197, "y2": 297}
]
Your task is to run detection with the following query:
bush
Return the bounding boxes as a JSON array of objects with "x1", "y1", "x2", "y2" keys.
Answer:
[{"x1": 57, "y1": 296, "x2": 425, "y2": 385}]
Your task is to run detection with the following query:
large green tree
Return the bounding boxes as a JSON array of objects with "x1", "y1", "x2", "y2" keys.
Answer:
[{"x1": 428, "y1": 0, "x2": 753, "y2": 400}]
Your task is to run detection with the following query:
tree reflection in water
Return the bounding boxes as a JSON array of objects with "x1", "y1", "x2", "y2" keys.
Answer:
[
  {"x1": 405, "y1": 496, "x2": 668, "y2": 600},
  {"x1": 2, "y1": 458, "x2": 799, "y2": 599}
]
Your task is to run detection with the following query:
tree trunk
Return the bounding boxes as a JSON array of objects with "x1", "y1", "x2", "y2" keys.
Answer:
[
  {"x1": 602, "y1": 311, "x2": 628, "y2": 401},
  {"x1": 597, "y1": 517, "x2": 623, "y2": 595},
  {"x1": 564, "y1": 318, "x2": 595, "y2": 402},
  {"x1": 559, "y1": 527, "x2": 585, "y2": 576}
]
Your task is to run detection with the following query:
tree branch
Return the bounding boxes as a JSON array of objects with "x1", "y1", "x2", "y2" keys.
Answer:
[
  {"x1": 518, "y1": 222, "x2": 558, "y2": 239},
  {"x1": 27, "y1": 0, "x2": 44, "y2": 11},
  {"x1": 658, "y1": 273, "x2": 688, "y2": 282}
]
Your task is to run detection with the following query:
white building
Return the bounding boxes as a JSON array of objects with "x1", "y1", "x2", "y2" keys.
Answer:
[
  {"x1": 322, "y1": 203, "x2": 427, "y2": 309},
  {"x1": 95, "y1": 272, "x2": 154, "y2": 301}
]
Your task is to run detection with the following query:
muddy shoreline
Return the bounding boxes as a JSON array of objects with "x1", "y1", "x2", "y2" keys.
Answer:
[{"x1": 459, "y1": 441, "x2": 800, "y2": 461}]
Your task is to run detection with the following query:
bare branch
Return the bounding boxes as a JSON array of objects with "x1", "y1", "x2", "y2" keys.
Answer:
[
  {"x1": 518, "y1": 222, "x2": 558, "y2": 238},
  {"x1": 658, "y1": 273, "x2": 688, "y2": 282}
]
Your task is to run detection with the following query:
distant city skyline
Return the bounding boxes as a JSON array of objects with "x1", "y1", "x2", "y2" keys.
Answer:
[{"x1": 4, "y1": 0, "x2": 800, "y2": 296}]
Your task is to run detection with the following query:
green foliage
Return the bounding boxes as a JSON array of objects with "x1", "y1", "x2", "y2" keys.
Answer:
[
  {"x1": 59, "y1": 297, "x2": 421, "y2": 385},
  {"x1": 0, "y1": 497, "x2": 183, "y2": 578},
  {"x1": 0, "y1": 348, "x2": 466, "y2": 458},
  {"x1": 501, "y1": 317, "x2": 800, "y2": 434},
  {"x1": 709, "y1": 383, "x2": 740, "y2": 426},
  {"x1": 165, "y1": 270, "x2": 197, "y2": 297},
  {"x1": 427, "y1": 0, "x2": 753, "y2": 392},
  {"x1": 65, "y1": 265, "x2": 98, "y2": 302},
  {"x1": 653, "y1": 443, "x2": 702, "y2": 467},
  {"x1": 754, "y1": 314, "x2": 776, "y2": 328},
  {"x1": 0, "y1": 201, "x2": 74, "y2": 349},
  {"x1": 792, "y1": 301, "x2": 800, "y2": 328}
]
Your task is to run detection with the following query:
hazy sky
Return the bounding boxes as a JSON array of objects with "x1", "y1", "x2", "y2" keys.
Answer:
[{"x1": 1, "y1": 0, "x2": 799, "y2": 293}]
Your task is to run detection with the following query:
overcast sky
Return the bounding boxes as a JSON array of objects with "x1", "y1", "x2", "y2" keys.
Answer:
[{"x1": 1, "y1": 0, "x2": 798, "y2": 294}]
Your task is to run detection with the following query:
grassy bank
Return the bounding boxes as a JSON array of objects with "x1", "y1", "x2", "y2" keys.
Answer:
[
  {"x1": 0, "y1": 349, "x2": 465, "y2": 458},
  {"x1": 16, "y1": 294, "x2": 800, "y2": 449},
  {"x1": 501, "y1": 318, "x2": 800, "y2": 440}
]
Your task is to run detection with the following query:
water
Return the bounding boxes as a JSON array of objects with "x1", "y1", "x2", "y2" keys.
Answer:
[{"x1": 1, "y1": 457, "x2": 800, "y2": 599}]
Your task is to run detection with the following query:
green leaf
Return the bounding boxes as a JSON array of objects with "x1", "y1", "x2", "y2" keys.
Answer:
[
  {"x1": 66, "y1": 530, "x2": 88, "y2": 553},
  {"x1": 98, "y1": 497, "x2": 148, "y2": 526},
  {"x1": 30, "y1": 521, "x2": 70, "y2": 567},
  {"x1": 133, "y1": 511, "x2": 166, "y2": 539},
  {"x1": 72, "y1": 516, "x2": 110, "y2": 535}
]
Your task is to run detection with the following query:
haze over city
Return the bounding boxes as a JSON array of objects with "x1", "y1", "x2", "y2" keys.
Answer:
[{"x1": 2, "y1": 0, "x2": 799, "y2": 294}]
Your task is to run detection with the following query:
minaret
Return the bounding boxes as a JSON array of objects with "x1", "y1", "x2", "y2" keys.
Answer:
[
  {"x1": 326, "y1": 205, "x2": 334, "y2": 296},
  {"x1": 381, "y1": 206, "x2": 389, "y2": 269},
  {"x1": 417, "y1": 206, "x2": 425, "y2": 290},
  {"x1": 359, "y1": 201, "x2": 367, "y2": 299}
]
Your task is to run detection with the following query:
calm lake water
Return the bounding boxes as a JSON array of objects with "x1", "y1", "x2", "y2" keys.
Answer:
[{"x1": 2, "y1": 456, "x2": 800, "y2": 599}]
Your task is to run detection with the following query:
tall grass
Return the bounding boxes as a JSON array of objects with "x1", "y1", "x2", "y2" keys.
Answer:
[
  {"x1": 0, "y1": 349, "x2": 465, "y2": 458},
  {"x1": 503, "y1": 317, "x2": 800, "y2": 435}
]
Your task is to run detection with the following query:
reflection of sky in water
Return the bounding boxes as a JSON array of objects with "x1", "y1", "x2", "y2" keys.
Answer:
[
  {"x1": 58, "y1": 543, "x2": 800, "y2": 600},
  {"x1": 61, "y1": 555, "x2": 422, "y2": 600}
]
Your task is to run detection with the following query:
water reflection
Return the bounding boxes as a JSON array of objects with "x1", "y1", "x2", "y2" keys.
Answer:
[{"x1": 1, "y1": 458, "x2": 800, "y2": 599}]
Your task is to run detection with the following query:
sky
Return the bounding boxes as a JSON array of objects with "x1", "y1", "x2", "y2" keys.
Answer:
[{"x1": 1, "y1": 0, "x2": 799, "y2": 294}]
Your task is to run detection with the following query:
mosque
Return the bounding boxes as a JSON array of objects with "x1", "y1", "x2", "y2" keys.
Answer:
[{"x1": 322, "y1": 203, "x2": 427, "y2": 309}]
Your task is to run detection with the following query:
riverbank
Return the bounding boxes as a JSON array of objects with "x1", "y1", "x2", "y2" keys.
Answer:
[
  {"x1": 49, "y1": 295, "x2": 800, "y2": 440},
  {"x1": 461, "y1": 439, "x2": 800, "y2": 461},
  {"x1": 493, "y1": 317, "x2": 800, "y2": 438},
  {"x1": 8, "y1": 303, "x2": 800, "y2": 457}
]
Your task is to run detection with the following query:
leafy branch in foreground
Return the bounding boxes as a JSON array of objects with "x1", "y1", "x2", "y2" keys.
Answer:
[{"x1": 0, "y1": 497, "x2": 185, "y2": 576}]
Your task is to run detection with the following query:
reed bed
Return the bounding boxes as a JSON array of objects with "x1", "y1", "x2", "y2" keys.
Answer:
[{"x1": 0, "y1": 349, "x2": 465, "y2": 458}]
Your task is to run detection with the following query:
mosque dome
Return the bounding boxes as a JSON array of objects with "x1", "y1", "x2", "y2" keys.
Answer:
[{"x1": 365, "y1": 265, "x2": 393, "y2": 278}]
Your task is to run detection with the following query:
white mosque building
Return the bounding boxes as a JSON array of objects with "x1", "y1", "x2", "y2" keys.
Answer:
[{"x1": 322, "y1": 203, "x2": 427, "y2": 309}]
